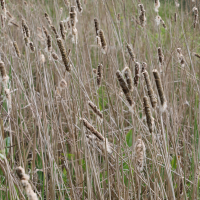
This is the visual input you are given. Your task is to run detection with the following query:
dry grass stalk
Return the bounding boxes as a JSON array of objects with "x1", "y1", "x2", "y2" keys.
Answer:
[
  {"x1": 127, "y1": 44, "x2": 135, "y2": 62},
  {"x1": 116, "y1": 70, "x2": 134, "y2": 108},
  {"x1": 143, "y1": 96, "x2": 154, "y2": 133},
  {"x1": 143, "y1": 70, "x2": 157, "y2": 108},
  {"x1": 123, "y1": 67, "x2": 133, "y2": 92},
  {"x1": 97, "y1": 63, "x2": 103, "y2": 86},
  {"x1": 134, "y1": 62, "x2": 140, "y2": 86},
  {"x1": 153, "y1": 69, "x2": 167, "y2": 111},
  {"x1": 16, "y1": 166, "x2": 38, "y2": 200},
  {"x1": 88, "y1": 100, "x2": 103, "y2": 120},
  {"x1": 76, "y1": 0, "x2": 83, "y2": 13},
  {"x1": 138, "y1": 4, "x2": 146, "y2": 27},
  {"x1": 57, "y1": 38, "x2": 71, "y2": 72},
  {"x1": 13, "y1": 41, "x2": 21, "y2": 58},
  {"x1": 135, "y1": 136, "x2": 146, "y2": 172}
]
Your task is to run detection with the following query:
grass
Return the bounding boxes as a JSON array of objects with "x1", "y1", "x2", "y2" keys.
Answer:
[{"x1": 0, "y1": 0, "x2": 199, "y2": 199}]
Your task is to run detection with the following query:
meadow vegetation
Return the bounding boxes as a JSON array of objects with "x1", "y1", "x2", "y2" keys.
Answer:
[{"x1": 0, "y1": 0, "x2": 199, "y2": 199}]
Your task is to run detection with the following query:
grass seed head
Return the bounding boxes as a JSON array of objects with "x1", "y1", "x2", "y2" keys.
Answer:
[
  {"x1": 57, "y1": 38, "x2": 71, "y2": 72},
  {"x1": 123, "y1": 66, "x2": 133, "y2": 92},
  {"x1": 153, "y1": 69, "x2": 167, "y2": 111},
  {"x1": 98, "y1": 29, "x2": 107, "y2": 54},
  {"x1": 13, "y1": 41, "x2": 21, "y2": 58},
  {"x1": 127, "y1": 44, "x2": 135, "y2": 62},
  {"x1": 143, "y1": 96, "x2": 154, "y2": 133},
  {"x1": 143, "y1": 70, "x2": 157, "y2": 108}
]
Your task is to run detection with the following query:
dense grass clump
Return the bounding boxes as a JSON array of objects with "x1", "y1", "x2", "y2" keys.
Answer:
[{"x1": 0, "y1": 0, "x2": 199, "y2": 199}]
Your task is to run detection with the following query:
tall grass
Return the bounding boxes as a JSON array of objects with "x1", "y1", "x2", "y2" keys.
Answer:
[{"x1": 0, "y1": 0, "x2": 199, "y2": 199}]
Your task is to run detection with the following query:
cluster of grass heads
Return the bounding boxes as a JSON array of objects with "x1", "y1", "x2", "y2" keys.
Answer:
[{"x1": 0, "y1": 0, "x2": 199, "y2": 199}]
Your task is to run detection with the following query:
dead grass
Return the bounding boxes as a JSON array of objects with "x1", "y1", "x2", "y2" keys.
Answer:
[{"x1": 0, "y1": 0, "x2": 199, "y2": 199}]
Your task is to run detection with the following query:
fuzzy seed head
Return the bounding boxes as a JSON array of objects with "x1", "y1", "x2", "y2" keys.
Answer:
[
  {"x1": 134, "y1": 137, "x2": 146, "y2": 172},
  {"x1": 123, "y1": 67, "x2": 133, "y2": 92},
  {"x1": 153, "y1": 69, "x2": 167, "y2": 111},
  {"x1": 98, "y1": 29, "x2": 107, "y2": 54},
  {"x1": 143, "y1": 70, "x2": 157, "y2": 108},
  {"x1": 134, "y1": 62, "x2": 140, "y2": 86},
  {"x1": 76, "y1": 0, "x2": 83, "y2": 13},
  {"x1": 97, "y1": 63, "x2": 103, "y2": 86},
  {"x1": 57, "y1": 38, "x2": 71, "y2": 72},
  {"x1": 127, "y1": 44, "x2": 135, "y2": 62},
  {"x1": 13, "y1": 41, "x2": 21, "y2": 58},
  {"x1": 94, "y1": 18, "x2": 99, "y2": 36},
  {"x1": 143, "y1": 96, "x2": 154, "y2": 133}
]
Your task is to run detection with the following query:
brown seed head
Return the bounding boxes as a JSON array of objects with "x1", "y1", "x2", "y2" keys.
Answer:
[
  {"x1": 52, "y1": 52, "x2": 59, "y2": 60},
  {"x1": 94, "y1": 18, "x2": 99, "y2": 36},
  {"x1": 134, "y1": 62, "x2": 140, "y2": 86},
  {"x1": 127, "y1": 44, "x2": 135, "y2": 62},
  {"x1": 57, "y1": 38, "x2": 71, "y2": 72},
  {"x1": 97, "y1": 63, "x2": 103, "y2": 86},
  {"x1": 76, "y1": 0, "x2": 83, "y2": 13},
  {"x1": 13, "y1": 41, "x2": 21, "y2": 58},
  {"x1": 153, "y1": 69, "x2": 167, "y2": 111},
  {"x1": 22, "y1": 19, "x2": 30, "y2": 38},
  {"x1": 60, "y1": 21, "x2": 66, "y2": 40},
  {"x1": 29, "y1": 42, "x2": 35, "y2": 52},
  {"x1": 81, "y1": 118, "x2": 104, "y2": 141},
  {"x1": 123, "y1": 67, "x2": 133, "y2": 92},
  {"x1": 51, "y1": 25, "x2": 59, "y2": 38},
  {"x1": 143, "y1": 96, "x2": 154, "y2": 133},
  {"x1": 138, "y1": 4, "x2": 146, "y2": 27},
  {"x1": 44, "y1": 12, "x2": 52, "y2": 25},
  {"x1": 158, "y1": 47, "x2": 164, "y2": 66},
  {"x1": 99, "y1": 29, "x2": 107, "y2": 53},
  {"x1": 0, "y1": 0, "x2": 5, "y2": 10},
  {"x1": 70, "y1": 6, "x2": 77, "y2": 27},
  {"x1": 143, "y1": 70, "x2": 157, "y2": 108},
  {"x1": 47, "y1": 34, "x2": 52, "y2": 52},
  {"x1": 88, "y1": 101, "x2": 103, "y2": 119},
  {"x1": 0, "y1": 60, "x2": 6, "y2": 78},
  {"x1": 116, "y1": 70, "x2": 134, "y2": 107}
]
